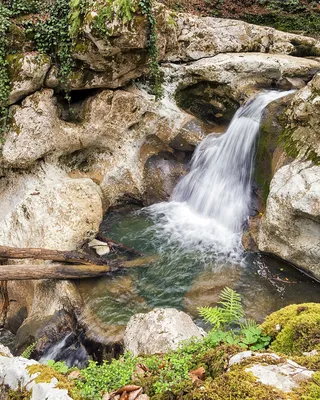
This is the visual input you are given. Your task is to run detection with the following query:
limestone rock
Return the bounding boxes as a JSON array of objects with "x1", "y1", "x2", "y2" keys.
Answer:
[
  {"x1": 0, "y1": 163, "x2": 103, "y2": 249},
  {"x1": 8, "y1": 53, "x2": 51, "y2": 104},
  {"x1": 179, "y1": 53, "x2": 320, "y2": 103},
  {"x1": 0, "y1": 355, "x2": 72, "y2": 399},
  {"x1": 164, "y1": 14, "x2": 320, "y2": 62},
  {"x1": 229, "y1": 351, "x2": 313, "y2": 392},
  {"x1": 257, "y1": 161, "x2": 320, "y2": 279},
  {"x1": 0, "y1": 344, "x2": 13, "y2": 358},
  {"x1": 3, "y1": 88, "x2": 193, "y2": 207},
  {"x1": 124, "y1": 308, "x2": 205, "y2": 356}
]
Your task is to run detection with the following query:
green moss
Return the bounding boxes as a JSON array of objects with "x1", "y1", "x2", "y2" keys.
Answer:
[
  {"x1": 261, "y1": 303, "x2": 320, "y2": 356},
  {"x1": 7, "y1": 53, "x2": 24, "y2": 82},
  {"x1": 293, "y1": 371, "x2": 320, "y2": 400},
  {"x1": 26, "y1": 364, "x2": 79, "y2": 399},
  {"x1": 7, "y1": 388, "x2": 31, "y2": 400},
  {"x1": 278, "y1": 127, "x2": 320, "y2": 165}
]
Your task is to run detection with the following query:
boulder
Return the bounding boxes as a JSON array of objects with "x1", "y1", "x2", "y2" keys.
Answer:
[
  {"x1": 124, "y1": 308, "x2": 205, "y2": 356},
  {"x1": 229, "y1": 351, "x2": 314, "y2": 393},
  {"x1": 8, "y1": 53, "x2": 51, "y2": 104},
  {"x1": 257, "y1": 161, "x2": 320, "y2": 279}
]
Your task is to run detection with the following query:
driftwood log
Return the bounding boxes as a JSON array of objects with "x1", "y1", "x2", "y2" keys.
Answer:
[{"x1": 0, "y1": 246, "x2": 156, "y2": 280}]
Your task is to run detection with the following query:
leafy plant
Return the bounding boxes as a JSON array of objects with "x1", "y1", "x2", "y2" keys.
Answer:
[
  {"x1": 198, "y1": 287, "x2": 244, "y2": 329},
  {"x1": 46, "y1": 360, "x2": 69, "y2": 374},
  {"x1": 0, "y1": 3, "x2": 11, "y2": 139},
  {"x1": 21, "y1": 342, "x2": 37, "y2": 359}
]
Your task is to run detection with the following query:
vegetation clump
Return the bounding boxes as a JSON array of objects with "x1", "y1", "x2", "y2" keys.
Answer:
[{"x1": 261, "y1": 303, "x2": 320, "y2": 358}]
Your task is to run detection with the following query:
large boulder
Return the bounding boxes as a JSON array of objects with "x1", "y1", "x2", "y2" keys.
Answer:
[
  {"x1": 257, "y1": 161, "x2": 320, "y2": 279},
  {"x1": 124, "y1": 308, "x2": 205, "y2": 356}
]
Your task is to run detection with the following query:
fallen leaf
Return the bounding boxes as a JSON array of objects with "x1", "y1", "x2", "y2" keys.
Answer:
[
  {"x1": 120, "y1": 392, "x2": 129, "y2": 400},
  {"x1": 68, "y1": 370, "x2": 82, "y2": 380},
  {"x1": 189, "y1": 367, "x2": 205, "y2": 383},
  {"x1": 115, "y1": 385, "x2": 142, "y2": 394}
]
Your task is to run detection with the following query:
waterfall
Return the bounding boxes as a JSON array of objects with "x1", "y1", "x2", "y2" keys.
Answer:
[{"x1": 145, "y1": 90, "x2": 294, "y2": 258}]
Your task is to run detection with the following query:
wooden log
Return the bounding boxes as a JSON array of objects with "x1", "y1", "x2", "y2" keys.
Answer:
[
  {"x1": 0, "y1": 245, "x2": 112, "y2": 266},
  {"x1": 0, "y1": 263, "x2": 112, "y2": 280}
]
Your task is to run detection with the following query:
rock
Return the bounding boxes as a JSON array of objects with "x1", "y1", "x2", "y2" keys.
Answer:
[
  {"x1": 124, "y1": 308, "x2": 205, "y2": 356},
  {"x1": 0, "y1": 355, "x2": 72, "y2": 399},
  {"x1": 88, "y1": 239, "x2": 110, "y2": 256},
  {"x1": 179, "y1": 53, "x2": 320, "y2": 104},
  {"x1": 164, "y1": 14, "x2": 320, "y2": 62},
  {"x1": 0, "y1": 344, "x2": 13, "y2": 358},
  {"x1": 257, "y1": 161, "x2": 320, "y2": 279},
  {"x1": 229, "y1": 350, "x2": 253, "y2": 367},
  {"x1": 143, "y1": 155, "x2": 187, "y2": 205},
  {"x1": 8, "y1": 53, "x2": 51, "y2": 104},
  {"x1": 3, "y1": 87, "x2": 194, "y2": 208},
  {"x1": 0, "y1": 163, "x2": 103, "y2": 249},
  {"x1": 229, "y1": 351, "x2": 313, "y2": 393},
  {"x1": 246, "y1": 360, "x2": 313, "y2": 392}
]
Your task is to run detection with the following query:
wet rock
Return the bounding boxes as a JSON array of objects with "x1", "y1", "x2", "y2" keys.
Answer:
[
  {"x1": 124, "y1": 308, "x2": 205, "y2": 356},
  {"x1": 257, "y1": 161, "x2": 320, "y2": 279},
  {"x1": 8, "y1": 53, "x2": 51, "y2": 104},
  {"x1": 183, "y1": 266, "x2": 241, "y2": 317},
  {"x1": 143, "y1": 155, "x2": 187, "y2": 205}
]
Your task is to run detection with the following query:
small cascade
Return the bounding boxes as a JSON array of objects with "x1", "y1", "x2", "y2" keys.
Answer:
[
  {"x1": 39, "y1": 333, "x2": 88, "y2": 368},
  {"x1": 146, "y1": 90, "x2": 294, "y2": 257}
]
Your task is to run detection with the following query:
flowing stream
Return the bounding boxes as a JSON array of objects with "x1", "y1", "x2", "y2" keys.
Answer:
[{"x1": 79, "y1": 90, "x2": 320, "y2": 333}]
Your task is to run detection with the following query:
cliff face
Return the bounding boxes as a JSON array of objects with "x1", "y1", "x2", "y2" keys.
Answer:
[{"x1": 1, "y1": 0, "x2": 320, "y2": 354}]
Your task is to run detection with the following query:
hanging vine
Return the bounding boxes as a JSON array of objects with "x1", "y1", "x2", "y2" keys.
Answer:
[
  {"x1": 139, "y1": 0, "x2": 163, "y2": 99},
  {"x1": 0, "y1": 4, "x2": 11, "y2": 139}
]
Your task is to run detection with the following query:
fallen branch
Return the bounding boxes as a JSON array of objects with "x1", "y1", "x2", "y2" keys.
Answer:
[
  {"x1": 0, "y1": 245, "x2": 112, "y2": 266},
  {"x1": 0, "y1": 263, "x2": 124, "y2": 280}
]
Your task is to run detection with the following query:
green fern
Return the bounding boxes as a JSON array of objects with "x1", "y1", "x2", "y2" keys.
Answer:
[
  {"x1": 240, "y1": 318, "x2": 259, "y2": 330},
  {"x1": 113, "y1": 0, "x2": 136, "y2": 23},
  {"x1": 21, "y1": 342, "x2": 37, "y2": 359},
  {"x1": 198, "y1": 306, "x2": 225, "y2": 329},
  {"x1": 218, "y1": 287, "x2": 244, "y2": 324},
  {"x1": 198, "y1": 287, "x2": 244, "y2": 330}
]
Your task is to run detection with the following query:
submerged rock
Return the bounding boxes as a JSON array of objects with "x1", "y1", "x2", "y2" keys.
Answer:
[{"x1": 124, "y1": 308, "x2": 205, "y2": 356}]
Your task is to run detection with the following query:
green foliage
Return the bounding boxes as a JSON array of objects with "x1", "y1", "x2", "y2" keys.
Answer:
[
  {"x1": 198, "y1": 287, "x2": 244, "y2": 329},
  {"x1": 75, "y1": 353, "x2": 137, "y2": 399},
  {"x1": 139, "y1": 0, "x2": 163, "y2": 98},
  {"x1": 69, "y1": 0, "x2": 87, "y2": 39},
  {"x1": 21, "y1": 342, "x2": 37, "y2": 359},
  {"x1": 0, "y1": 3, "x2": 11, "y2": 139},
  {"x1": 46, "y1": 359, "x2": 69, "y2": 374},
  {"x1": 3, "y1": 0, "x2": 40, "y2": 16},
  {"x1": 27, "y1": 0, "x2": 74, "y2": 89}
]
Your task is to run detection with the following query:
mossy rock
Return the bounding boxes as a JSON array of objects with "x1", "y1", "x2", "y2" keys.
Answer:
[{"x1": 261, "y1": 303, "x2": 320, "y2": 356}]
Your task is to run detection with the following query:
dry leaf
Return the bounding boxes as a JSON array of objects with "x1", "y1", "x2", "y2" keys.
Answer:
[
  {"x1": 115, "y1": 385, "x2": 142, "y2": 394},
  {"x1": 68, "y1": 370, "x2": 82, "y2": 380},
  {"x1": 189, "y1": 367, "x2": 206, "y2": 383},
  {"x1": 120, "y1": 392, "x2": 129, "y2": 400}
]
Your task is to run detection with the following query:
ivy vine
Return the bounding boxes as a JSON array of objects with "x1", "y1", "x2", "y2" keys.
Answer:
[
  {"x1": 139, "y1": 0, "x2": 163, "y2": 99},
  {"x1": 0, "y1": 3, "x2": 11, "y2": 138}
]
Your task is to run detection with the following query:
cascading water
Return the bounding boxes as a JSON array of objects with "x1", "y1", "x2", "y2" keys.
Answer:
[{"x1": 145, "y1": 90, "x2": 294, "y2": 258}]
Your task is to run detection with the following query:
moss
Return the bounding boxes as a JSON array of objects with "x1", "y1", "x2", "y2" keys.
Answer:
[
  {"x1": 26, "y1": 364, "x2": 79, "y2": 399},
  {"x1": 278, "y1": 127, "x2": 320, "y2": 166},
  {"x1": 261, "y1": 303, "x2": 320, "y2": 356},
  {"x1": 7, "y1": 388, "x2": 31, "y2": 400},
  {"x1": 293, "y1": 371, "x2": 320, "y2": 400},
  {"x1": 180, "y1": 368, "x2": 289, "y2": 400},
  {"x1": 7, "y1": 53, "x2": 24, "y2": 82}
]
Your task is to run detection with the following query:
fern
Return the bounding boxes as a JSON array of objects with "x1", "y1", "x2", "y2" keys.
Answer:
[
  {"x1": 218, "y1": 287, "x2": 244, "y2": 325},
  {"x1": 198, "y1": 287, "x2": 244, "y2": 330},
  {"x1": 240, "y1": 318, "x2": 259, "y2": 330},
  {"x1": 198, "y1": 306, "x2": 225, "y2": 329},
  {"x1": 21, "y1": 342, "x2": 37, "y2": 359},
  {"x1": 113, "y1": 0, "x2": 136, "y2": 23}
]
